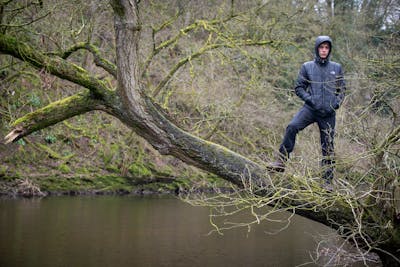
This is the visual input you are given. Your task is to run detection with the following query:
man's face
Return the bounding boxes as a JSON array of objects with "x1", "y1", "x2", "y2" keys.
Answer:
[{"x1": 318, "y1": 42, "x2": 330, "y2": 59}]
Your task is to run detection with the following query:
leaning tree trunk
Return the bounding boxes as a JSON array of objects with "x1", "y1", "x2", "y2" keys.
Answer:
[
  {"x1": 109, "y1": 0, "x2": 269, "y2": 188},
  {"x1": 1, "y1": 0, "x2": 399, "y2": 264}
]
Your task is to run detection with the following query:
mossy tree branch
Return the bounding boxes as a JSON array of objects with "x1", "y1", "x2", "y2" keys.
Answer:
[
  {"x1": 4, "y1": 91, "x2": 108, "y2": 144},
  {"x1": 0, "y1": 33, "x2": 112, "y2": 98},
  {"x1": 0, "y1": 32, "x2": 117, "y2": 143}
]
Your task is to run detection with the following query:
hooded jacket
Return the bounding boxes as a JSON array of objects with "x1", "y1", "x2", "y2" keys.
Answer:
[{"x1": 294, "y1": 36, "x2": 346, "y2": 117}]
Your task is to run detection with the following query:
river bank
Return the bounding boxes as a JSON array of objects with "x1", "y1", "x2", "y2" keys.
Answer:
[
  {"x1": 0, "y1": 177, "x2": 173, "y2": 198},
  {"x1": 0, "y1": 173, "x2": 230, "y2": 198}
]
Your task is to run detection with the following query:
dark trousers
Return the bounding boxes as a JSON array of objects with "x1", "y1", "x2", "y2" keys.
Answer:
[{"x1": 279, "y1": 107, "x2": 336, "y2": 179}]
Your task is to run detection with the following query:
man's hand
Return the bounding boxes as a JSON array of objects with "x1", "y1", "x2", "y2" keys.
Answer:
[{"x1": 305, "y1": 95, "x2": 313, "y2": 107}]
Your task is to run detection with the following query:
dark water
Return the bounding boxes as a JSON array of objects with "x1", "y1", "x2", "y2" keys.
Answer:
[{"x1": 0, "y1": 196, "x2": 380, "y2": 267}]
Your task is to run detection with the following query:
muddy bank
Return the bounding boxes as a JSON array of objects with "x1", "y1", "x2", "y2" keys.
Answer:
[{"x1": 0, "y1": 175, "x2": 231, "y2": 198}]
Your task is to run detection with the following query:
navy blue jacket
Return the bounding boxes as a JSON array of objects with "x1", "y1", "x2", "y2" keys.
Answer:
[{"x1": 295, "y1": 36, "x2": 346, "y2": 117}]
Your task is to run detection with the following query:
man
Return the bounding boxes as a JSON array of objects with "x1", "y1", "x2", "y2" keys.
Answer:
[{"x1": 270, "y1": 36, "x2": 346, "y2": 183}]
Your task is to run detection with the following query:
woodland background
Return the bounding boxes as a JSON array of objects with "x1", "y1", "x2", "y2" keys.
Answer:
[{"x1": 0, "y1": 0, "x2": 399, "y2": 195}]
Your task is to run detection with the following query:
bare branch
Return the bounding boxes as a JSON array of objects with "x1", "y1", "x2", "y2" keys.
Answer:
[
  {"x1": 374, "y1": 124, "x2": 400, "y2": 167},
  {"x1": 152, "y1": 38, "x2": 274, "y2": 97},
  {"x1": 0, "y1": 11, "x2": 49, "y2": 28},
  {"x1": 57, "y1": 42, "x2": 117, "y2": 78},
  {"x1": 141, "y1": 14, "x2": 239, "y2": 78}
]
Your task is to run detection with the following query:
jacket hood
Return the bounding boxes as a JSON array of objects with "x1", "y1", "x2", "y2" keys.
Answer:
[{"x1": 314, "y1": 35, "x2": 332, "y2": 65}]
